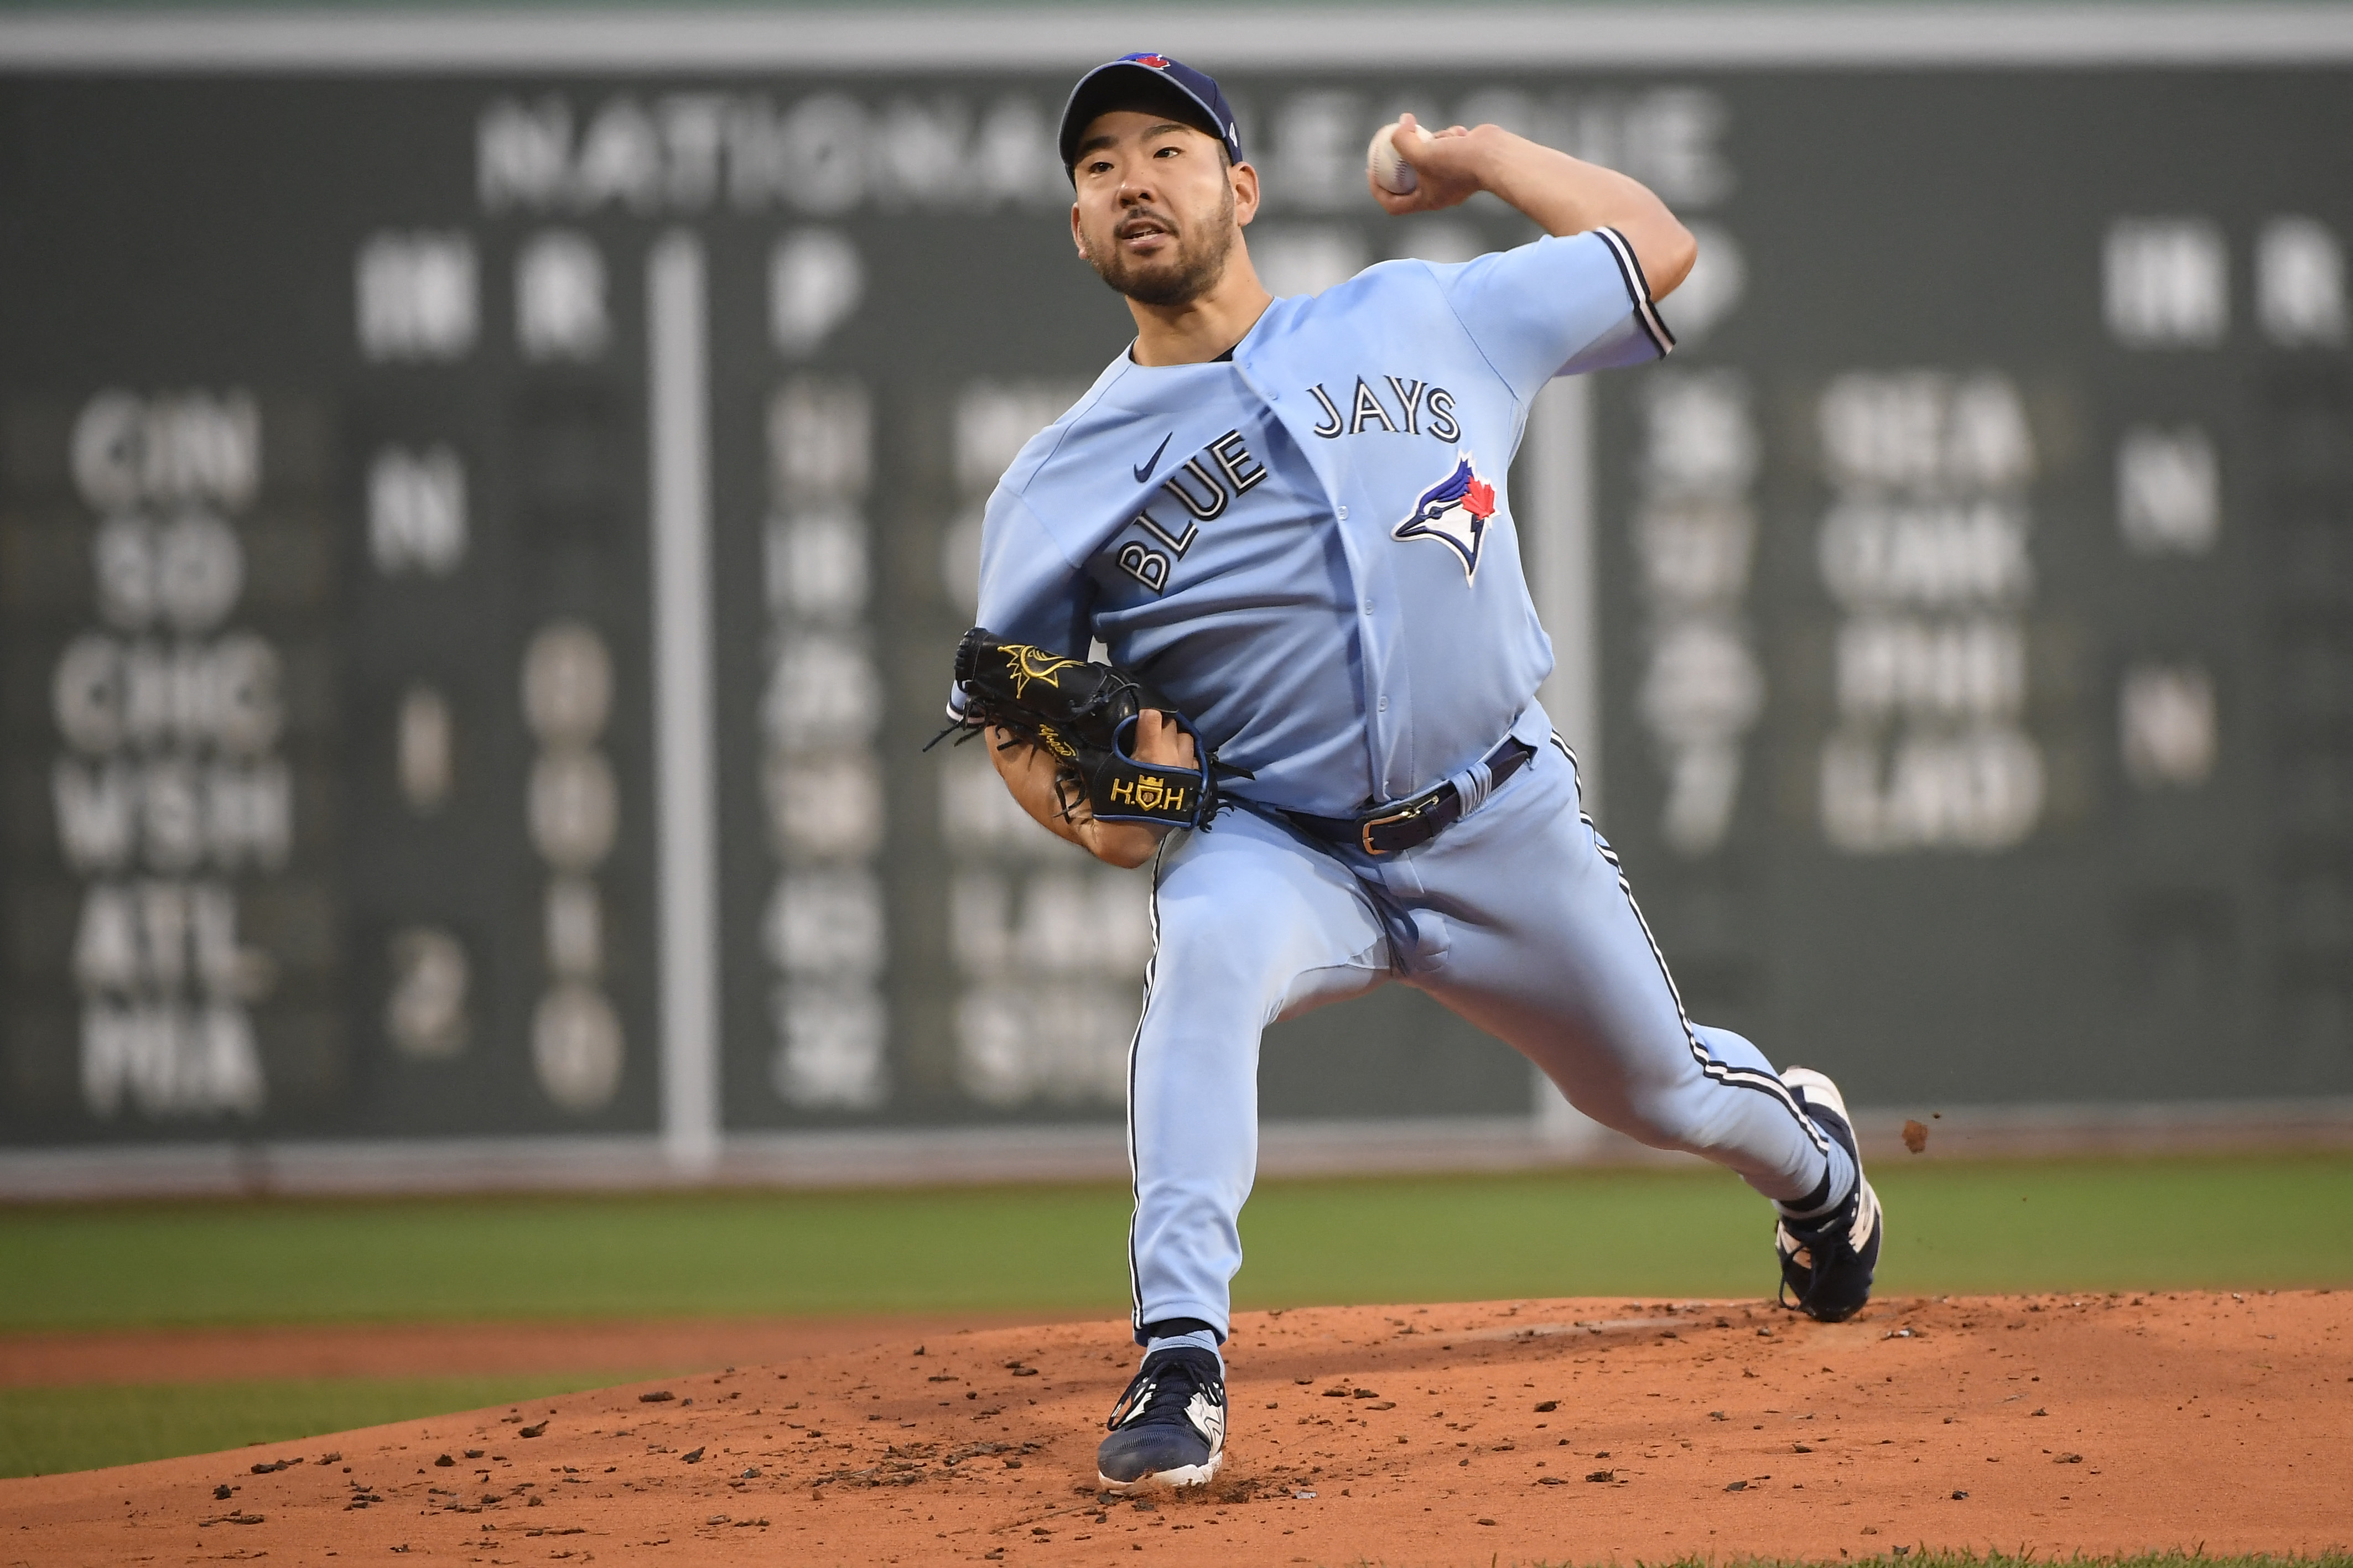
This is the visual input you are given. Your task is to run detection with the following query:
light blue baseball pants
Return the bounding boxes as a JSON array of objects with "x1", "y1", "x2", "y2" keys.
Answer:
[{"x1": 1124, "y1": 728, "x2": 1833, "y2": 1341}]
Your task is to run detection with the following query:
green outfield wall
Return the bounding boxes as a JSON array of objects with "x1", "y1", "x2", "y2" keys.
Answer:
[{"x1": 3, "y1": 7, "x2": 2350, "y2": 1188}]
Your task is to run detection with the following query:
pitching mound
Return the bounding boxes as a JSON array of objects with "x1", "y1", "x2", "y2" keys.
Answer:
[{"x1": 4, "y1": 1291, "x2": 2344, "y2": 1564}]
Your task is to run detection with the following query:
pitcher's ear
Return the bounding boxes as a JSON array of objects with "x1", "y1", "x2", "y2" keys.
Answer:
[{"x1": 1230, "y1": 160, "x2": 1262, "y2": 223}]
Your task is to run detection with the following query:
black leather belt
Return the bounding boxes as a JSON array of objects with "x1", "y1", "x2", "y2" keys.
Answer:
[{"x1": 1282, "y1": 736, "x2": 1535, "y2": 857}]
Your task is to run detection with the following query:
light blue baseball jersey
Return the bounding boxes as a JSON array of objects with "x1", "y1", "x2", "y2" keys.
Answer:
[{"x1": 963, "y1": 226, "x2": 1672, "y2": 817}]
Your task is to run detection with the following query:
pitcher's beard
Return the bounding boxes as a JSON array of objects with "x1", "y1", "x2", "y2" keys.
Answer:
[{"x1": 1087, "y1": 192, "x2": 1238, "y2": 308}]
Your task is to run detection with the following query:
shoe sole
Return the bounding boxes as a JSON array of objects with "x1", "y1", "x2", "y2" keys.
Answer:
[{"x1": 1097, "y1": 1450, "x2": 1223, "y2": 1493}]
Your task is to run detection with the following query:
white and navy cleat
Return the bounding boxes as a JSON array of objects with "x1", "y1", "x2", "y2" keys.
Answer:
[
  {"x1": 1095, "y1": 1347, "x2": 1225, "y2": 1492},
  {"x1": 1774, "y1": 1066, "x2": 1883, "y2": 1324}
]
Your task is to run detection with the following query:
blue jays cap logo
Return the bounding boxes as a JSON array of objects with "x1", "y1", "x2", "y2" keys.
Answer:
[
  {"x1": 1124, "y1": 52, "x2": 1172, "y2": 68},
  {"x1": 1393, "y1": 453, "x2": 1500, "y2": 582}
]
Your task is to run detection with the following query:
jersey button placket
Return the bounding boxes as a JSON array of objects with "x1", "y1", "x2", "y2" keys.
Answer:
[{"x1": 1356, "y1": 540, "x2": 1410, "y2": 799}]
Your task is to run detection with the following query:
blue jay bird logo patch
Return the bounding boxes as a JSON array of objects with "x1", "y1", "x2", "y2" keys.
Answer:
[{"x1": 1392, "y1": 453, "x2": 1499, "y2": 582}]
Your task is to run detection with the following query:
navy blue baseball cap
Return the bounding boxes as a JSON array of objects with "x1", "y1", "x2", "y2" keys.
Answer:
[{"x1": 1058, "y1": 53, "x2": 1245, "y2": 180}]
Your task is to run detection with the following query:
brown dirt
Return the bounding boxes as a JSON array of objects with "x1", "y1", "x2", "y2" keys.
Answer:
[
  {"x1": 0, "y1": 1311, "x2": 1100, "y2": 1389},
  {"x1": 3, "y1": 1291, "x2": 2346, "y2": 1565}
]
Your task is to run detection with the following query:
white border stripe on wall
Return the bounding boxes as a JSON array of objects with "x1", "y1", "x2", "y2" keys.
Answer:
[
  {"x1": 648, "y1": 229, "x2": 721, "y2": 1175},
  {"x1": 1526, "y1": 377, "x2": 1600, "y2": 829},
  {"x1": 1, "y1": 6, "x2": 2351, "y2": 72}
]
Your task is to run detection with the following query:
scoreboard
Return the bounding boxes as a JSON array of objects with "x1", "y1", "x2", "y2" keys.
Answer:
[{"x1": 3, "y1": 12, "x2": 2350, "y2": 1175}]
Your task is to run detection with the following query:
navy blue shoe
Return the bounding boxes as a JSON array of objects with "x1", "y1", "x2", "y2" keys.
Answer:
[
  {"x1": 1775, "y1": 1067, "x2": 1882, "y2": 1324},
  {"x1": 1095, "y1": 1347, "x2": 1225, "y2": 1492}
]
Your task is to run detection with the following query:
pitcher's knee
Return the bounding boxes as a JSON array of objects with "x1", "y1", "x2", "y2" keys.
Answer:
[{"x1": 1609, "y1": 1081, "x2": 1739, "y2": 1157}]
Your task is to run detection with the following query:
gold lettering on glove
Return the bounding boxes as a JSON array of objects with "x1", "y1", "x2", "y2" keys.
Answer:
[{"x1": 1110, "y1": 775, "x2": 1187, "y2": 815}]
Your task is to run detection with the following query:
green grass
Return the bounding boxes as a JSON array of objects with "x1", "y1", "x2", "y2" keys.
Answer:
[
  {"x1": 0, "y1": 1374, "x2": 618, "y2": 1480},
  {"x1": 4, "y1": 1154, "x2": 2350, "y2": 1334},
  {"x1": 3, "y1": 1154, "x2": 2349, "y2": 1478},
  {"x1": 1237, "y1": 1154, "x2": 2353, "y2": 1307}
]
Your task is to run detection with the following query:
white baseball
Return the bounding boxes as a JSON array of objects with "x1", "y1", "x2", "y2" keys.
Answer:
[{"x1": 1367, "y1": 119, "x2": 1433, "y2": 196}]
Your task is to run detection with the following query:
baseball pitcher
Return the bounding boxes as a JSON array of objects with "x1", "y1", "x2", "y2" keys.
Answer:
[{"x1": 942, "y1": 53, "x2": 1883, "y2": 1493}]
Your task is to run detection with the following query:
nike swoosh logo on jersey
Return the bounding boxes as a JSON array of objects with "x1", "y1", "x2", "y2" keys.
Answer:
[{"x1": 1133, "y1": 432, "x2": 1172, "y2": 483}]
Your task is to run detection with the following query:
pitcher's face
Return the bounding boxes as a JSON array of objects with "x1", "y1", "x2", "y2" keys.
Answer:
[{"x1": 1069, "y1": 110, "x2": 1255, "y2": 308}]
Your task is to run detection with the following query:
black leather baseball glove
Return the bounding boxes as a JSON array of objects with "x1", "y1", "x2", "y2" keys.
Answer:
[{"x1": 946, "y1": 626, "x2": 1220, "y2": 830}]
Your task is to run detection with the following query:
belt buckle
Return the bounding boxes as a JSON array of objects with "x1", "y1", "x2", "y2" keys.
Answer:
[{"x1": 1358, "y1": 790, "x2": 1440, "y2": 856}]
